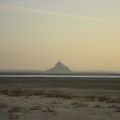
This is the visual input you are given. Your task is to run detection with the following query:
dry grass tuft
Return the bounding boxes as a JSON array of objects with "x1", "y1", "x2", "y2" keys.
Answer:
[
  {"x1": 42, "y1": 106, "x2": 58, "y2": 115},
  {"x1": 8, "y1": 106, "x2": 22, "y2": 113},
  {"x1": 0, "y1": 89, "x2": 73, "y2": 99},
  {"x1": 72, "y1": 99, "x2": 88, "y2": 107},
  {"x1": 30, "y1": 104, "x2": 41, "y2": 111},
  {"x1": 0, "y1": 102, "x2": 8, "y2": 109},
  {"x1": 8, "y1": 113, "x2": 19, "y2": 120},
  {"x1": 0, "y1": 89, "x2": 120, "y2": 103},
  {"x1": 94, "y1": 104, "x2": 102, "y2": 108},
  {"x1": 114, "y1": 106, "x2": 120, "y2": 112}
]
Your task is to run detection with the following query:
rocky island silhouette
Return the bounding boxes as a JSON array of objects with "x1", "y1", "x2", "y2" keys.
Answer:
[{"x1": 47, "y1": 61, "x2": 72, "y2": 73}]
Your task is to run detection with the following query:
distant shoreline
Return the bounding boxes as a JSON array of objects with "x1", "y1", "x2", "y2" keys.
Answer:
[{"x1": 0, "y1": 74, "x2": 120, "y2": 78}]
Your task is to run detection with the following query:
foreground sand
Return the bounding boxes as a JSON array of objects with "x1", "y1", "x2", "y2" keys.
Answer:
[{"x1": 0, "y1": 88, "x2": 120, "y2": 120}]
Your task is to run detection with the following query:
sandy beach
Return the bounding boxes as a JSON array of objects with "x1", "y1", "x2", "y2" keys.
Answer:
[{"x1": 0, "y1": 87, "x2": 120, "y2": 120}]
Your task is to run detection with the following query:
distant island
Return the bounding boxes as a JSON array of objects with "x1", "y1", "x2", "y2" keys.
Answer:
[
  {"x1": 0, "y1": 61, "x2": 120, "y2": 76},
  {"x1": 47, "y1": 61, "x2": 72, "y2": 73}
]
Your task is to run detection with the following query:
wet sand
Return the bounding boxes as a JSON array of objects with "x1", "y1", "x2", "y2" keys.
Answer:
[{"x1": 0, "y1": 77, "x2": 120, "y2": 120}]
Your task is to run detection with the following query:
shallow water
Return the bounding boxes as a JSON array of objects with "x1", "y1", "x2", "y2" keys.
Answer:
[{"x1": 0, "y1": 75, "x2": 120, "y2": 78}]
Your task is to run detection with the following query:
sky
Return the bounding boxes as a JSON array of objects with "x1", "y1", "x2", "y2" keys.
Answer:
[{"x1": 0, "y1": 0, "x2": 120, "y2": 71}]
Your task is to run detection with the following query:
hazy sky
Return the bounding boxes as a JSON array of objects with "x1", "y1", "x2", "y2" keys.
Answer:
[{"x1": 0, "y1": 0, "x2": 120, "y2": 71}]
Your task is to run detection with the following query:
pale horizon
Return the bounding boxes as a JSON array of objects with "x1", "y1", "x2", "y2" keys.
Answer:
[{"x1": 0, "y1": 0, "x2": 120, "y2": 72}]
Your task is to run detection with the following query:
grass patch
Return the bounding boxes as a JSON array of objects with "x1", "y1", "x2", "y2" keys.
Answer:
[
  {"x1": 72, "y1": 100, "x2": 88, "y2": 107},
  {"x1": 42, "y1": 106, "x2": 58, "y2": 115},
  {"x1": 8, "y1": 106, "x2": 22, "y2": 113},
  {"x1": 0, "y1": 89, "x2": 120, "y2": 103},
  {"x1": 0, "y1": 102, "x2": 8, "y2": 109}
]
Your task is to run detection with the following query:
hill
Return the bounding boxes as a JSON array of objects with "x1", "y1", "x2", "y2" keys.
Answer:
[{"x1": 47, "y1": 61, "x2": 72, "y2": 73}]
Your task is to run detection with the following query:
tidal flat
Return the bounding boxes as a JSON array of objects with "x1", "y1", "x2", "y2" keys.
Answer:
[{"x1": 0, "y1": 77, "x2": 120, "y2": 120}]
